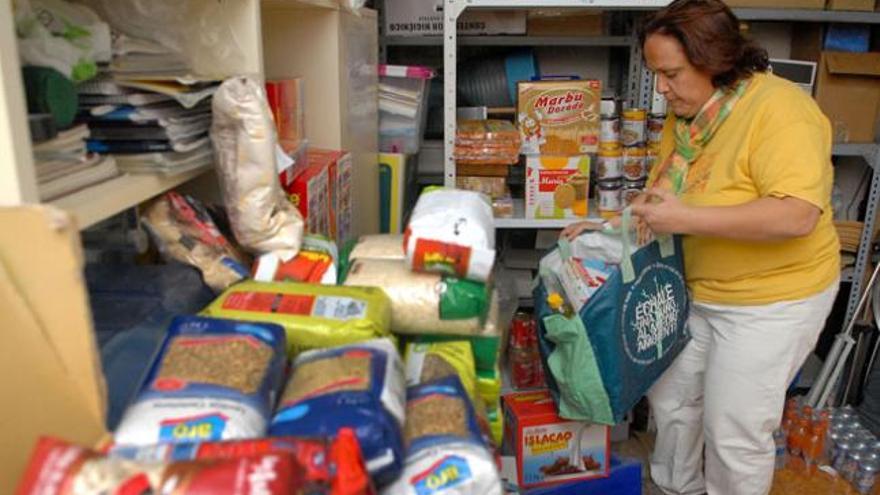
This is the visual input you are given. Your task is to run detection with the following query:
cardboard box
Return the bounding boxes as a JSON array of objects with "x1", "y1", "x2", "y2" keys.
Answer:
[
  {"x1": 518, "y1": 80, "x2": 602, "y2": 155},
  {"x1": 287, "y1": 161, "x2": 331, "y2": 237},
  {"x1": 527, "y1": 10, "x2": 604, "y2": 37},
  {"x1": 384, "y1": 0, "x2": 526, "y2": 36},
  {"x1": 456, "y1": 162, "x2": 511, "y2": 177},
  {"x1": 503, "y1": 390, "x2": 610, "y2": 489},
  {"x1": 309, "y1": 148, "x2": 352, "y2": 245},
  {"x1": 827, "y1": 0, "x2": 875, "y2": 10},
  {"x1": 723, "y1": 0, "x2": 824, "y2": 7},
  {"x1": 456, "y1": 175, "x2": 508, "y2": 199},
  {"x1": 0, "y1": 207, "x2": 111, "y2": 489},
  {"x1": 265, "y1": 78, "x2": 304, "y2": 145},
  {"x1": 525, "y1": 155, "x2": 590, "y2": 220}
]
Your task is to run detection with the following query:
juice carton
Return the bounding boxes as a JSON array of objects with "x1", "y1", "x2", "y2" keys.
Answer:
[
  {"x1": 525, "y1": 155, "x2": 590, "y2": 219},
  {"x1": 308, "y1": 148, "x2": 352, "y2": 245},
  {"x1": 286, "y1": 161, "x2": 330, "y2": 238},
  {"x1": 503, "y1": 390, "x2": 610, "y2": 488},
  {"x1": 517, "y1": 80, "x2": 601, "y2": 155}
]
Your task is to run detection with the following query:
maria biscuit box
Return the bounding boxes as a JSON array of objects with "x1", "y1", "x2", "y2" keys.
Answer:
[
  {"x1": 518, "y1": 80, "x2": 601, "y2": 155},
  {"x1": 503, "y1": 390, "x2": 610, "y2": 489},
  {"x1": 525, "y1": 155, "x2": 590, "y2": 219}
]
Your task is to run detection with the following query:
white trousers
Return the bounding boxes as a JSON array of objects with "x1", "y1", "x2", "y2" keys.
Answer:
[{"x1": 647, "y1": 281, "x2": 839, "y2": 495}]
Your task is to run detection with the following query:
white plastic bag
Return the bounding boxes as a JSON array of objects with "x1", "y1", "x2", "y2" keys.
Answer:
[
  {"x1": 211, "y1": 76, "x2": 304, "y2": 261},
  {"x1": 405, "y1": 189, "x2": 496, "y2": 282}
]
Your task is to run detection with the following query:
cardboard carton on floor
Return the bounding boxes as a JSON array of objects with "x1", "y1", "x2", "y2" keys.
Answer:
[{"x1": 384, "y1": 0, "x2": 526, "y2": 36}]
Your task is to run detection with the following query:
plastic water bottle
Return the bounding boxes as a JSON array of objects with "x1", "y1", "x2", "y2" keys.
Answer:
[{"x1": 774, "y1": 427, "x2": 788, "y2": 470}]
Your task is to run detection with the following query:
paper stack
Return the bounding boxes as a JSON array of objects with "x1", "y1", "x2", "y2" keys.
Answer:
[{"x1": 33, "y1": 124, "x2": 120, "y2": 201}]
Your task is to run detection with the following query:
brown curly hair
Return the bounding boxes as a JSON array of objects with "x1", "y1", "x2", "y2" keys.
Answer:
[{"x1": 638, "y1": 0, "x2": 769, "y2": 88}]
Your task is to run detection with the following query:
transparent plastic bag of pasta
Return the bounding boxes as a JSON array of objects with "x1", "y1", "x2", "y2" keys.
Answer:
[
  {"x1": 109, "y1": 429, "x2": 374, "y2": 495},
  {"x1": 404, "y1": 188, "x2": 495, "y2": 282},
  {"x1": 270, "y1": 339, "x2": 405, "y2": 486},
  {"x1": 203, "y1": 280, "x2": 393, "y2": 356},
  {"x1": 383, "y1": 376, "x2": 502, "y2": 495},
  {"x1": 114, "y1": 316, "x2": 287, "y2": 446}
]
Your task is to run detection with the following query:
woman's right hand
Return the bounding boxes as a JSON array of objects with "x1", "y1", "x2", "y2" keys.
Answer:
[{"x1": 560, "y1": 221, "x2": 605, "y2": 241}]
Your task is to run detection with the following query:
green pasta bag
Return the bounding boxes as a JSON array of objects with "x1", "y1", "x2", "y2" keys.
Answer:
[{"x1": 203, "y1": 280, "x2": 392, "y2": 356}]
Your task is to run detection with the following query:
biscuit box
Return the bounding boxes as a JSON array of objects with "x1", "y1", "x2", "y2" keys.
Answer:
[
  {"x1": 525, "y1": 155, "x2": 590, "y2": 219},
  {"x1": 286, "y1": 161, "x2": 331, "y2": 238},
  {"x1": 308, "y1": 148, "x2": 352, "y2": 245},
  {"x1": 503, "y1": 390, "x2": 610, "y2": 489},
  {"x1": 518, "y1": 80, "x2": 601, "y2": 155}
]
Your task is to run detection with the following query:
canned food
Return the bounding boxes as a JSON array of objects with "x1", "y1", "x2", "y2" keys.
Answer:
[
  {"x1": 623, "y1": 180, "x2": 645, "y2": 206},
  {"x1": 856, "y1": 460, "x2": 880, "y2": 494},
  {"x1": 647, "y1": 113, "x2": 665, "y2": 144},
  {"x1": 601, "y1": 97, "x2": 617, "y2": 118},
  {"x1": 834, "y1": 440, "x2": 856, "y2": 472},
  {"x1": 597, "y1": 148, "x2": 623, "y2": 180},
  {"x1": 598, "y1": 179, "x2": 623, "y2": 216},
  {"x1": 646, "y1": 147, "x2": 659, "y2": 173},
  {"x1": 845, "y1": 450, "x2": 869, "y2": 482},
  {"x1": 622, "y1": 146, "x2": 647, "y2": 181},
  {"x1": 600, "y1": 116, "x2": 620, "y2": 146},
  {"x1": 621, "y1": 108, "x2": 647, "y2": 147}
]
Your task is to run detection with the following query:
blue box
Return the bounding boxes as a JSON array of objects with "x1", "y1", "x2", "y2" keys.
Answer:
[
  {"x1": 825, "y1": 24, "x2": 871, "y2": 53},
  {"x1": 524, "y1": 456, "x2": 641, "y2": 495}
]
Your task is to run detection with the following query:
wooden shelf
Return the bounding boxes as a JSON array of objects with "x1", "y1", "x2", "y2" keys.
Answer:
[{"x1": 50, "y1": 165, "x2": 212, "y2": 231}]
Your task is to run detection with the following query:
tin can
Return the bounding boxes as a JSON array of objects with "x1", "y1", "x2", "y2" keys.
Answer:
[
  {"x1": 601, "y1": 97, "x2": 617, "y2": 118},
  {"x1": 623, "y1": 146, "x2": 647, "y2": 181},
  {"x1": 600, "y1": 115, "x2": 620, "y2": 147},
  {"x1": 646, "y1": 147, "x2": 659, "y2": 174},
  {"x1": 598, "y1": 179, "x2": 623, "y2": 217},
  {"x1": 647, "y1": 113, "x2": 665, "y2": 145},
  {"x1": 623, "y1": 180, "x2": 645, "y2": 206},
  {"x1": 845, "y1": 450, "x2": 869, "y2": 482},
  {"x1": 597, "y1": 148, "x2": 623, "y2": 180},
  {"x1": 856, "y1": 460, "x2": 880, "y2": 494},
  {"x1": 621, "y1": 108, "x2": 647, "y2": 147},
  {"x1": 834, "y1": 440, "x2": 856, "y2": 472}
]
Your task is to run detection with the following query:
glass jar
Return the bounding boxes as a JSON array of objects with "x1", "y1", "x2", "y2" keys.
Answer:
[
  {"x1": 621, "y1": 108, "x2": 647, "y2": 147},
  {"x1": 596, "y1": 148, "x2": 623, "y2": 181},
  {"x1": 598, "y1": 179, "x2": 623, "y2": 217},
  {"x1": 622, "y1": 146, "x2": 647, "y2": 181}
]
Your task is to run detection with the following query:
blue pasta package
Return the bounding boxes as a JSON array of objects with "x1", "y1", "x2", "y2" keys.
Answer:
[
  {"x1": 383, "y1": 376, "x2": 502, "y2": 495},
  {"x1": 113, "y1": 315, "x2": 287, "y2": 446},
  {"x1": 270, "y1": 338, "x2": 406, "y2": 486}
]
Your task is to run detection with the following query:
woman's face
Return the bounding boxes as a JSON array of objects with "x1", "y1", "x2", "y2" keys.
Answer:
[{"x1": 644, "y1": 33, "x2": 716, "y2": 119}]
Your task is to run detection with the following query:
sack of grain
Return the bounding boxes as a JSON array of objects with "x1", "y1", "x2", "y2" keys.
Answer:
[
  {"x1": 253, "y1": 235, "x2": 338, "y2": 285},
  {"x1": 113, "y1": 316, "x2": 287, "y2": 446},
  {"x1": 203, "y1": 280, "x2": 392, "y2": 356},
  {"x1": 404, "y1": 340, "x2": 477, "y2": 403},
  {"x1": 344, "y1": 258, "x2": 491, "y2": 335},
  {"x1": 18, "y1": 437, "x2": 309, "y2": 495},
  {"x1": 350, "y1": 234, "x2": 405, "y2": 261},
  {"x1": 270, "y1": 338, "x2": 406, "y2": 486},
  {"x1": 404, "y1": 188, "x2": 496, "y2": 282},
  {"x1": 109, "y1": 428, "x2": 372, "y2": 495},
  {"x1": 383, "y1": 376, "x2": 502, "y2": 495}
]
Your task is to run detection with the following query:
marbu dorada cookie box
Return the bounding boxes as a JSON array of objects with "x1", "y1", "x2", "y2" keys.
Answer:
[
  {"x1": 503, "y1": 390, "x2": 610, "y2": 489},
  {"x1": 518, "y1": 80, "x2": 601, "y2": 155}
]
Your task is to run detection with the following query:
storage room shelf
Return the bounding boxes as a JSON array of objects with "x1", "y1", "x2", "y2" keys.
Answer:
[
  {"x1": 456, "y1": 0, "x2": 670, "y2": 9},
  {"x1": 384, "y1": 35, "x2": 633, "y2": 47},
  {"x1": 262, "y1": 0, "x2": 340, "y2": 10},
  {"x1": 842, "y1": 266, "x2": 854, "y2": 283},
  {"x1": 833, "y1": 143, "x2": 879, "y2": 162},
  {"x1": 733, "y1": 8, "x2": 880, "y2": 23},
  {"x1": 495, "y1": 198, "x2": 600, "y2": 229},
  {"x1": 50, "y1": 164, "x2": 212, "y2": 231}
]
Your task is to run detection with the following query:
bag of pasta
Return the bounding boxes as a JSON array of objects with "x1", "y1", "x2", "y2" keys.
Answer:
[
  {"x1": 383, "y1": 376, "x2": 501, "y2": 495},
  {"x1": 203, "y1": 280, "x2": 392, "y2": 356},
  {"x1": 404, "y1": 340, "x2": 477, "y2": 403},
  {"x1": 270, "y1": 339, "x2": 405, "y2": 486},
  {"x1": 113, "y1": 316, "x2": 287, "y2": 446}
]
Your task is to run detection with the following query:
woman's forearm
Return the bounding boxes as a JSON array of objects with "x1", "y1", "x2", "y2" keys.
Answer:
[{"x1": 680, "y1": 197, "x2": 821, "y2": 241}]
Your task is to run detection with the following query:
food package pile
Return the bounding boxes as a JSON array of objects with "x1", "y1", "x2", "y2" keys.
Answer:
[{"x1": 454, "y1": 120, "x2": 521, "y2": 165}]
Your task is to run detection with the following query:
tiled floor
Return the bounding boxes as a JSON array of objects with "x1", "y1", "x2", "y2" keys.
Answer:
[{"x1": 613, "y1": 431, "x2": 666, "y2": 495}]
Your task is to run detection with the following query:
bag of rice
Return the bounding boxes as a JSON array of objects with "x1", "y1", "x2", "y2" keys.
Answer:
[
  {"x1": 18, "y1": 436, "x2": 310, "y2": 495},
  {"x1": 109, "y1": 428, "x2": 373, "y2": 495},
  {"x1": 113, "y1": 316, "x2": 287, "y2": 446},
  {"x1": 404, "y1": 188, "x2": 496, "y2": 283},
  {"x1": 270, "y1": 338, "x2": 405, "y2": 486},
  {"x1": 383, "y1": 376, "x2": 502, "y2": 495},
  {"x1": 344, "y1": 259, "x2": 490, "y2": 335},
  {"x1": 350, "y1": 234, "x2": 405, "y2": 261},
  {"x1": 404, "y1": 340, "x2": 477, "y2": 403},
  {"x1": 203, "y1": 280, "x2": 392, "y2": 356},
  {"x1": 253, "y1": 235, "x2": 338, "y2": 285}
]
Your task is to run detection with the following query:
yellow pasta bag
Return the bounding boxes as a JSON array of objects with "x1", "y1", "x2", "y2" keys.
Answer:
[
  {"x1": 477, "y1": 365, "x2": 503, "y2": 408},
  {"x1": 203, "y1": 280, "x2": 392, "y2": 356},
  {"x1": 404, "y1": 340, "x2": 478, "y2": 404}
]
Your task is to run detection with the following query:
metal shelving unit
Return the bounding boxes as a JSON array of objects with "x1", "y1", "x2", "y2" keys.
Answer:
[
  {"x1": 385, "y1": 35, "x2": 632, "y2": 46},
  {"x1": 733, "y1": 7, "x2": 880, "y2": 23}
]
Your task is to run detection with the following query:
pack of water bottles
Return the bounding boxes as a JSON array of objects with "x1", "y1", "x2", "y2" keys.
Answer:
[{"x1": 774, "y1": 399, "x2": 880, "y2": 494}]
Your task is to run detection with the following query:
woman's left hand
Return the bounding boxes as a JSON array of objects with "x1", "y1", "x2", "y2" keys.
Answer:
[{"x1": 631, "y1": 188, "x2": 692, "y2": 236}]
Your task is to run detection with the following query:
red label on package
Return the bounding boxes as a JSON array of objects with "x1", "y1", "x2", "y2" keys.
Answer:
[
  {"x1": 538, "y1": 169, "x2": 577, "y2": 192},
  {"x1": 221, "y1": 291, "x2": 315, "y2": 316},
  {"x1": 411, "y1": 239, "x2": 472, "y2": 278}
]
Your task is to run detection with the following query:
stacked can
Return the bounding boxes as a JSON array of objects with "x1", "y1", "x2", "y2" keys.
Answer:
[
  {"x1": 621, "y1": 108, "x2": 648, "y2": 205},
  {"x1": 597, "y1": 102, "x2": 623, "y2": 218},
  {"x1": 647, "y1": 111, "x2": 664, "y2": 176},
  {"x1": 826, "y1": 406, "x2": 880, "y2": 493}
]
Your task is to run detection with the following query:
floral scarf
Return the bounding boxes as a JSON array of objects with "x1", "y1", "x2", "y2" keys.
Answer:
[{"x1": 649, "y1": 79, "x2": 750, "y2": 195}]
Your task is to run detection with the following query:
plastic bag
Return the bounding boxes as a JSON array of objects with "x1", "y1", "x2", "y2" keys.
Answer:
[
  {"x1": 383, "y1": 377, "x2": 502, "y2": 495},
  {"x1": 211, "y1": 76, "x2": 304, "y2": 260},
  {"x1": 253, "y1": 235, "x2": 338, "y2": 285},
  {"x1": 142, "y1": 192, "x2": 251, "y2": 292},
  {"x1": 404, "y1": 340, "x2": 478, "y2": 403},
  {"x1": 114, "y1": 316, "x2": 287, "y2": 446},
  {"x1": 344, "y1": 259, "x2": 491, "y2": 335},
  {"x1": 350, "y1": 234, "x2": 405, "y2": 261},
  {"x1": 14, "y1": 0, "x2": 110, "y2": 82},
  {"x1": 270, "y1": 339, "x2": 405, "y2": 486},
  {"x1": 109, "y1": 429, "x2": 374, "y2": 495},
  {"x1": 18, "y1": 437, "x2": 309, "y2": 495},
  {"x1": 405, "y1": 188, "x2": 496, "y2": 282},
  {"x1": 203, "y1": 280, "x2": 393, "y2": 356}
]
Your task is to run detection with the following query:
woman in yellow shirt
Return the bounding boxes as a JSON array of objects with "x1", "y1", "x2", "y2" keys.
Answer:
[{"x1": 562, "y1": 1, "x2": 840, "y2": 493}]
